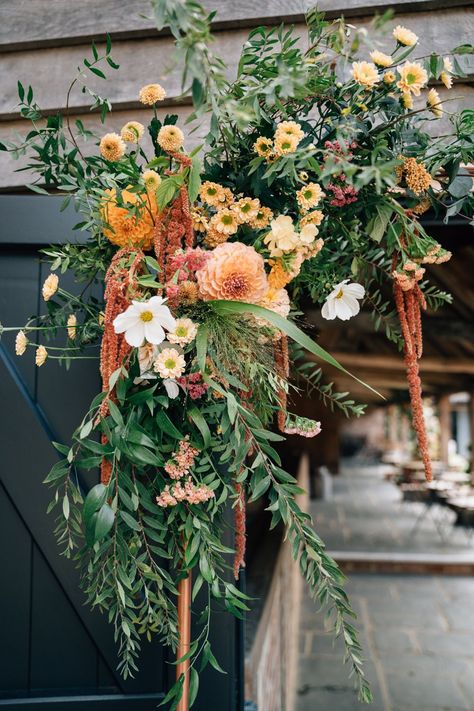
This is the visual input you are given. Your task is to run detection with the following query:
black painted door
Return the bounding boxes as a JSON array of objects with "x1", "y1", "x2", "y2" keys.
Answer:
[{"x1": 0, "y1": 196, "x2": 242, "y2": 710}]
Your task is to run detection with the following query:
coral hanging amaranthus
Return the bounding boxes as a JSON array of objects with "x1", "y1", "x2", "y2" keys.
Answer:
[{"x1": 2, "y1": 3, "x2": 473, "y2": 708}]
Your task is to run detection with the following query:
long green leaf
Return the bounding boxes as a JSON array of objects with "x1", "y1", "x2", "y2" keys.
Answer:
[{"x1": 209, "y1": 301, "x2": 383, "y2": 398}]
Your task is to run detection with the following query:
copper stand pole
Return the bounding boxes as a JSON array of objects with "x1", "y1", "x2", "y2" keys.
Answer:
[{"x1": 176, "y1": 570, "x2": 192, "y2": 711}]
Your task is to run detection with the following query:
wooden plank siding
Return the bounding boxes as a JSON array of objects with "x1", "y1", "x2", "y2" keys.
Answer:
[{"x1": 0, "y1": 1, "x2": 473, "y2": 190}]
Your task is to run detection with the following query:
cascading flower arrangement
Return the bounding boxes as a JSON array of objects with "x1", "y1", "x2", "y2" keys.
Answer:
[{"x1": 1, "y1": 3, "x2": 473, "y2": 708}]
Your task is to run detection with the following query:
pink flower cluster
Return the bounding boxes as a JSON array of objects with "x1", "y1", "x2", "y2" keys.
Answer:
[
  {"x1": 393, "y1": 262, "x2": 425, "y2": 292},
  {"x1": 156, "y1": 479, "x2": 215, "y2": 507},
  {"x1": 177, "y1": 372, "x2": 209, "y2": 400},
  {"x1": 165, "y1": 248, "x2": 209, "y2": 301},
  {"x1": 164, "y1": 437, "x2": 199, "y2": 479},
  {"x1": 326, "y1": 179, "x2": 358, "y2": 207},
  {"x1": 324, "y1": 139, "x2": 357, "y2": 162}
]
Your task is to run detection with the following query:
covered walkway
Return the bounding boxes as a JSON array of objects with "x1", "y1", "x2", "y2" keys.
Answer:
[{"x1": 296, "y1": 463, "x2": 474, "y2": 711}]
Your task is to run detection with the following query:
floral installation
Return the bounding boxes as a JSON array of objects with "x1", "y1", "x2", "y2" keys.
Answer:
[{"x1": 0, "y1": 3, "x2": 473, "y2": 708}]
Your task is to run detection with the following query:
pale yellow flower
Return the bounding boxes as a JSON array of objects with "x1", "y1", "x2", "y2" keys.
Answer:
[
  {"x1": 383, "y1": 71, "x2": 396, "y2": 84},
  {"x1": 35, "y1": 345, "x2": 48, "y2": 367},
  {"x1": 167, "y1": 318, "x2": 198, "y2": 346},
  {"x1": 15, "y1": 330, "x2": 28, "y2": 356},
  {"x1": 427, "y1": 88, "x2": 442, "y2": 118},
  {"x1": 274, "y1": 133, "x2": 299, "y2": 156},
  {"x1": 397, "y1": 62, "x2": 428, "y2": 96},
  {"x1": 120, "y1": 121, "x2": 145, "y2": 143},
  {"x1": 142, "y1": 169, "x2": 161, "y2": 191},
  {"x1": 298, "y1": 223, "x2": 319, "y2": 246},
  {"x1": 402, "y1": 92, "x2": 413, "y2": 109},
  {"x1": 253, "y1": 136, "x2": 273, "y2": 157},
  {"x1": 264, "y1": 215, "x2": 300, "y2": 257},
  {"x1": 351, "y1": 61, "x2": 379, "y2": 89},
  {"x1": 250, "y1": 206, "x2": 274, "y2": 230},
  {"x1": 392, "y1": 25, "x2": 418, "y2": 47},
  {"x1": 139, "y1": 83, "x2": 166, "y2": 105},
  {"x1": 300, "y1": 210, "x2": 324, "y2": 227},
  {"x1": 231, "y1": 197, "x2": 261, "y2": 223},
  {"x1": 275, "y1": 121, "x2": 304, "y2": 141},
  {"x1": 441, "y1": 58, "x2": 453, "y2": 89},
  {"x1": 370, "y1": 50, "x2": 392, "y2": 68},
  {"x1": 157, "y1": 125, "x2": 184, "y2": 153},
  {"x1": 153, "y1": 348, "x2": 186, "y2": 379},
  {"x1": 67, "y1": 314, "x2": 77, "y2": 340},
  {"x1": 100, "y1": 133, "x2": 126, "y2": 161},
  {"x1": 209, "y1": 209, "x2": 239, "y2": 235},
  {"x1": 200, "y1": 181, "x2": 227, "y2": 207},
  {"x1": 296, "y1": 183, "x2": 324, "y2": 211},
  {"x1": 42, "y1": 273, "x2": 59, "y2": 301}
]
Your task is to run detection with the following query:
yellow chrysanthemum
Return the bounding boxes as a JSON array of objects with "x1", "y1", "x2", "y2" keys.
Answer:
[
  {"x1": 392, "y1": 25, "x2": 418, "y2": 47},
  {"x1": 275, "y1": 121, "x2": 304, "y2": 141},
  {"x1": 67, "y1": 314, "x2": 77, "y2": 340},
  {"x1": 35, "y1": 345, "x2": 48, "y2": 367},
  {"x1": 142, "y1": 169, "x2": 161, "y2": 191},
  {"x1": 101, "y1": 188, "x2": 157, "y2": 250},
  {"x1": 383, "y1": 71, "x2": 396, "y2": 84},
  {"x1": 300, "y1": 210, "x2": 324, "y2": 227},
  {"x1": 15, "y1": 330, "x2": 28, "y2": 356},
  {"x1": 209, "y1": 209, "x2": 239, "y2": 235},
  {"x1": 232, "y1": 197, "x2": 261, "y2": 223},
  {"x1": 250, "y1": 206, "x2": 274, "y2": 230},
  {"x1": 296, "y1": 183, "x2": 324, "y2": 211},
  {"x1": 351, "y1": 61, "x2": 379, "y2": 89},
  {"x1": 139, "y1": 83, "x2": 166, "y2": 105},
  {"x1": 157, "y1": 125, "x2": 184, "y2": 153},
  {"x1": 370, "y1": 51, "x2": 392, "y2": 68},
  {"x1": 120, "y1": 121, "x2": 145, "y2": 143},
  {"x1": 191, "y1": 208, "x2": 208, "y2": 233},
  {"x1": 441, "y1": 59, "x2": 453, "y2": 89},
  {"x1": 200, "y1": 181, "x2": 226, "y2": 207},
  {"x1": 203, "y1": 227, "x2": 229, "y2": 248},
  {"x1": 274, "y1": 133, "x2": 299, "y2": 156},
  {"x1": 253, "y1": 136, "x2": 273, "y2": 157},
  {"x1": 402, "y1": 92, "x2": 414, "y2": 109},
  {"x1": 427, "y1": 88, "x2": 442, "y2": 118},
  {"x1": 397, "y1": 62, "x2": 428, "y2": 96},
  {"x1": 99, "y1": 133, "x2": 126, "y2": 162},
  {"x1": 42, "y1": 273, "x2": 59, "y2": 301}
]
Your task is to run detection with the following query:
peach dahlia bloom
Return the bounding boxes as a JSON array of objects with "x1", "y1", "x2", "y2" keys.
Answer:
[{"x1": 196, "y1": 242, "x2": 268, "y2": 303}]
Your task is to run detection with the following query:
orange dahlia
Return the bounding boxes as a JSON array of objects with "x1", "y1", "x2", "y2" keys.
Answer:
[
  {"x1": 101, "y1": 187, "x2": 158, "y2": 250},
  {"x1": 196, "y1": 242, "x2": 268, "y2": 303}
]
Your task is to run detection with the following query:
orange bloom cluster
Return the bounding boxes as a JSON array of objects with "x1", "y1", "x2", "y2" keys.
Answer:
[
  {"x1": 393, "y1": 251, "x2": 432, "y2": 481},
  {"x1": 99, "y1": 247, "x2": 144, "y2": 483},
  {"x1": 233, "y1": 482, "x2": 246, "y2": 580}
]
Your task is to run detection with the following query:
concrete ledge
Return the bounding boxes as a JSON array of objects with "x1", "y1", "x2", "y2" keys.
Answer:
[{"x1": 330, "y1": 550, "x2": 474, "y2": 575}]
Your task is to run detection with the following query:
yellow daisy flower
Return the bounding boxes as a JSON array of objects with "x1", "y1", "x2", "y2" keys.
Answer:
[
  {"x1": 35, "y1": 345, "x2": 48, "y2": 367},
  {"x1": 274, "y1": 133, "x2": 299, "y2": 156},
  {"x1": 250, "y1": 206, "x2": 274, "y2": 230},
  {"x1": 209, "y1": 209, "x2": 239, "y2": 235},
  {"x1": 300, "y1": 210, "x2": 324, "y2": 227},
  {"x1": 296, "y1": 183, "x2": 324, "y2": 211},
  {"x1": 427, "y1": 88, "x2": 442, "y2": 118},
  {"x1": 383, "y1": 71, "x2": 396, "y2": 84},
  {"x1": 351, "y1": 61, "x2": 379, "y2": 89},
  {"x1": 191, "y1": 208, "x2": 208, "y2": 233},
  {"x1": 392, "y1": 25, "x2": 418, "y2": 46},
  {"x1": 397, "y1": 62, "x2": 428, "y2": 96},
  {"x1": 370, "y1": 50, "x2": 392, "y2": 68},
  {"x1": 232, "y1": 197, "x2": 261, "y2": 223},
  {"x1": 253, "y1": 136, "x2": 273, "y2": 157},
  {"x1": 275, "y1": 121, "x2": 304, "y2": 141},
  {"x1": 67, "y1": 314, "x2": 77, "y2": 340},
  {"x1": 402, "y1": 92, "x2": 414, "y2": 109},
  {"x1": 15, "y1": 330, "x2": 28, "y2": 356},
  {"x1": 441, "y1": 58, "x2": 453, "y2": 89},
  {"x1": 200, "y1": 181, "x2": 226, "y2": 207},
  {"x1": 42, "y1": 273, "x2": 59, "y2": 301}
]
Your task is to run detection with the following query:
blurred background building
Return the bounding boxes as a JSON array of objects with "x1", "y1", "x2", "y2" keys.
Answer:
[{"x1": 0, "y1": 2, "x2": 473, "y2": 710}]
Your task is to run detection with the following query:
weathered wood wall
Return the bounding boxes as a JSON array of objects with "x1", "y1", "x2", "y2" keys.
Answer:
[{"x1": 0, "y1": 0, "x2": 472, "y2": 190}]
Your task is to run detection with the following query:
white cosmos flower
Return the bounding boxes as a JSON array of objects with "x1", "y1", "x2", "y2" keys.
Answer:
[
  {"x1": 113, "y1": 296, "x2": 176, "y2": 347},
  {"x1": 321, "y1": 280, "x2": 365, "y2": 321}
]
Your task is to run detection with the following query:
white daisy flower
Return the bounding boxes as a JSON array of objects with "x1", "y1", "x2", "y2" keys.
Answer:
[
  {"x1": 113, "y1": 296, "x2": 176, "y2": 347},
  {"x1": 321, "y1": 280, "x2": 365, "y2": 321}
]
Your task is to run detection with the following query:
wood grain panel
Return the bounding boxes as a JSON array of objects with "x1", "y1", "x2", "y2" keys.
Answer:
[
  {"x1": 1, "y1": 0, "x2": 472, "y2": 51},
  {"x1": 1, "y1": 9, "x2": 472, "y2": 122}
]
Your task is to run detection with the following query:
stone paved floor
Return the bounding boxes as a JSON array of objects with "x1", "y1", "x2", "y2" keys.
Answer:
[
  {"x1": 297, "y1": 575, "x2": 474, "y2": 711},
  {"x1": 312, "y1": 462, "x2": 474, "y2": 555},
  {"x1": 296, "y1": 464, "x2": 474, "y2": 710}
]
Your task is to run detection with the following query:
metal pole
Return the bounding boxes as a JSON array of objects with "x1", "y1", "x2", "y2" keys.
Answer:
[{"x1": 176, "y1": 570, "x2": 192, "y2": 711}]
